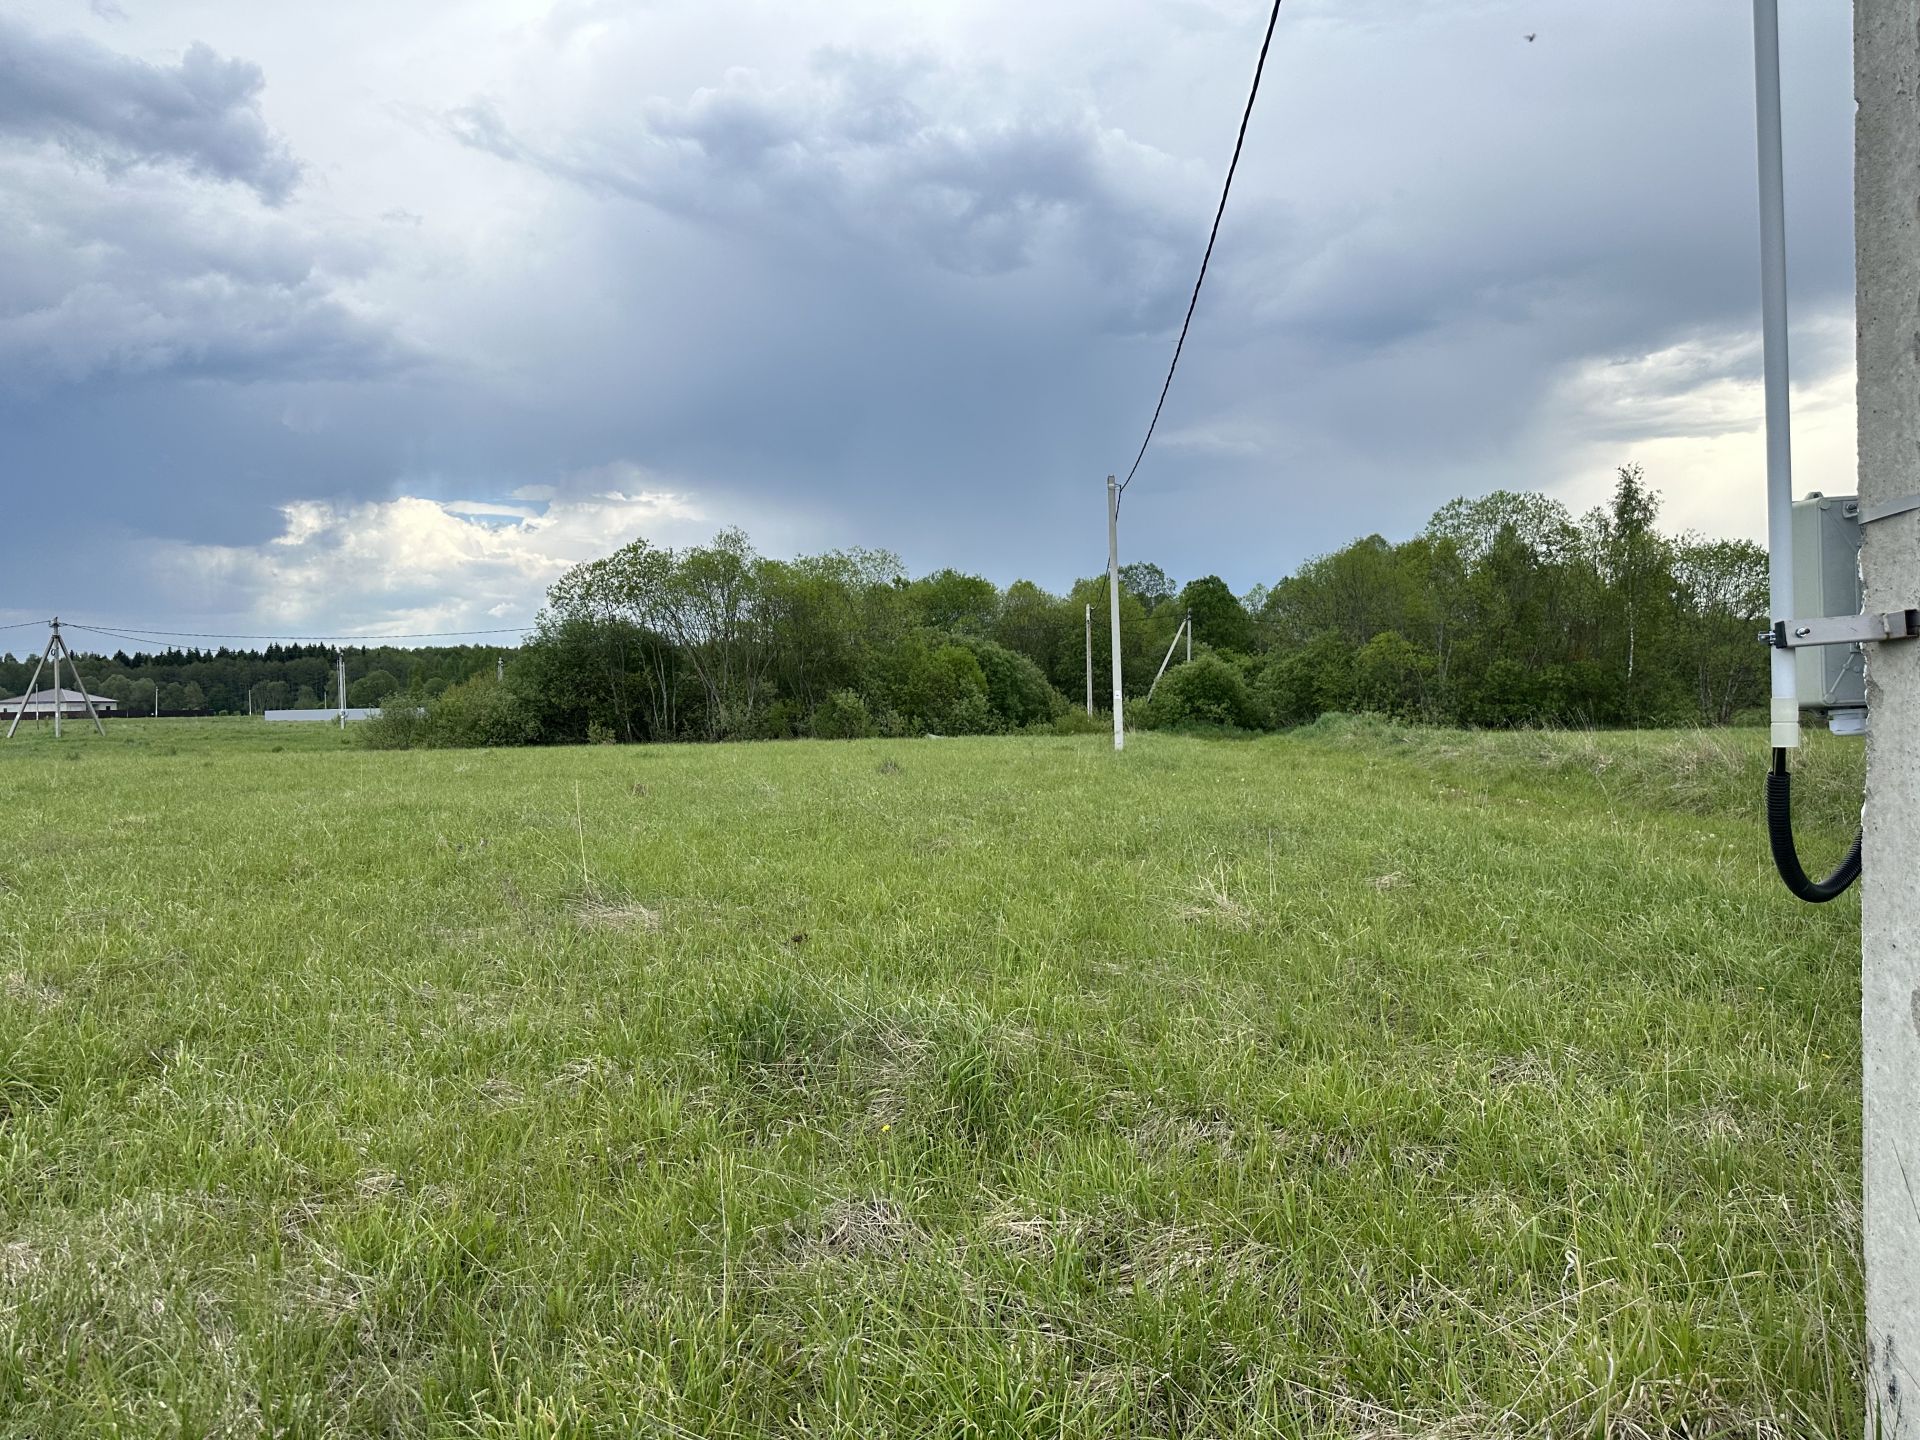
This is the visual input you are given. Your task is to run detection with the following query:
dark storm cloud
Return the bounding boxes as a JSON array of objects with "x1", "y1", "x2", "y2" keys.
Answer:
[
  {"x1": 343, "y1": 1, "x2": 1856, "y2": 594},
  {"x1": 446, "y1": 1, "x2": 1852, "y2": 468},
  {"x1": 0, "y1": 0, "x2": 1863, "y2": 635},
  {"x1": 0, "y1": 154, "x2": 408, "y2": 393},
  {"x1": 0, "y1": 15, "x2": 299, "y2": 203},
  {"x1": 0, "y1": 19, "x2": 406, "y2": 396},
  {"x1": 451, "y1": 48, "x2": 1197, "y2": 294}
]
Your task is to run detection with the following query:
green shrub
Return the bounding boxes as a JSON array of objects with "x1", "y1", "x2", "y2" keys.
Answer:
[
  {"x1": 874, "y1": 632, "x2": 995, "y2": 735},
  {"x1": 357, "y1": 690, "x2": 428, "y2": 749},
  {"x1": 1350, "y1": 632, "x2": 1435, "y2": 719},
  {"x1": 1259, "y1": 632, "x2": 1354, "y2": 727},
  {"x1": 1037, "y1": 707, "x2": 1107, "y2": 736},
  {"x1": 1139, "y1": 655, "x2": 1265, "y2": 731},
  {"x1": 1459, "y1": 656, "x2": 1547, "y2": 728},
  {"x1": 812, "y1": 689, "x2": 874, "y2": 739},
  {"x1": 511, "y1": 614, "x2": 660, "y2": 743},
  {"x1": 419, "y1": 675, "x2": 540, "y2": 748},
  {"x1": 952, "y1": 636, "x2": 1064, "y2": 729},
  {"x1": 745, "y1": 699, "x2": 804, "y2": 740}
]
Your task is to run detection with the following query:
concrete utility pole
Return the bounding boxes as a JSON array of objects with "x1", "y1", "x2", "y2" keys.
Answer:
[
  {"x1": 1085, "y1": 604, "x2": 1094, "y2": 716},
  {"x1": 336, "y1": 649, "x2": 347, "y2": 729},
  {"x1": 1105, "y1": 475, "x2": 1124, "y2": 751},
  {"x1": 1756, "y1": 0, "x2": 1801, "y2": 753},
  {"x1": 1856, "y1": 0, "x2": 1920, "y2": 1428},
  {"x1": 1147, "y1": 615, "x2": 1191, "y2": 703},
  {"x1": 4, "y1": 619, "x2": 104, "y2": 739}
]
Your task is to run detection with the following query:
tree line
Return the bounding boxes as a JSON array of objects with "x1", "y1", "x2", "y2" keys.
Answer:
[
  {"x1": 11, "y1": 467, "x2": 1766, "y2": 740},
  {"x1": 0, "y1": 641, "x2": 508, "y2": 716},
  {"x1": 364, "y1": 466, "x2": 1769, "y2": 747}
]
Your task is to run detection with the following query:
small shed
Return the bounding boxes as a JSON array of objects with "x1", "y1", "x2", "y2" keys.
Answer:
[{"x1": 1, "y1": 687, "x2": 120, "y2": 719}]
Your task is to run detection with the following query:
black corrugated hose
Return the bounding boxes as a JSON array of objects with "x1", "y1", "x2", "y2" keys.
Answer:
[{"x1": 1766, "y1": 747, "x2": 1863, "y2": 902}]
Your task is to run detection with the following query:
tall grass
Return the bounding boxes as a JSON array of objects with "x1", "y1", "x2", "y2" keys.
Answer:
[{"x1": 0, "y1": 718, "x2": 1864, "y2": 1436}]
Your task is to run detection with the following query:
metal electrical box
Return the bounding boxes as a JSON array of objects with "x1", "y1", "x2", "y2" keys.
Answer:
[{"x1": 1791, "y1": 492, "x2": 1865, "y2": 711}]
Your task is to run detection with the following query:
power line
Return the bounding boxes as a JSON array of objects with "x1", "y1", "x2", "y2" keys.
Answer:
[
  {"x1": 63, "y1": 624, "x2": 240, "y2": 651},
  {"x1": 1117, "y1": 0, "x2": 1283, "y2": 513},
  {"x1": 63, "y1": 621, "x2": 532, "y2": 645}
]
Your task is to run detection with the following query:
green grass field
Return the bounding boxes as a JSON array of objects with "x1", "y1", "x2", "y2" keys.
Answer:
[{"x1": 0, "y1": 717, "x2": 1866, "y2": 1437}]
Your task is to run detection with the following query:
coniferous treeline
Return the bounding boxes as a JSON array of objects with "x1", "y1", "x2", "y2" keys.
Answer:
[
  {"x1": 369, "y1": 466, "x2": 1768, "y2": 747},
  {"x1": 0, "y1": 641, "x2": 509, "y2": 715}
]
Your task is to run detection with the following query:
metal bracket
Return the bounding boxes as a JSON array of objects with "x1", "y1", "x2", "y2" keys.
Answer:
[
  {"x1": 1767, "y1": 609, "x2": 1920, "y2": 647},
  {"x1": 1860, "y1": 492, "x2": 1920, "y2": 526}
]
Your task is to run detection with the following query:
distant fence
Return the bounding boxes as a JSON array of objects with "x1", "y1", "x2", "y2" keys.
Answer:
[
  {"x1": 11, "y1": 710, "x2": 394, "y2": 721},
  {"x1": 11, "y1": 709, "x2": 217, "y2": 720},
  {"x1": 264, "y1": 708, "x2": 384, "y2": 724},
  {"x1": 41, "y1": 707, "x2": 409, "y2": 722}
]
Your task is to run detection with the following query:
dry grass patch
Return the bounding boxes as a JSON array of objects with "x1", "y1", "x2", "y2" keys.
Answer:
[
  {"x1": 990, "y1": 1205, "x2": 1272, "y2": 1292},
  {"x1": 565, "y1": 894, "x2": 661, "y2": 932},
  {"x1": 1, "y1": 970, "x2": 62, "y2": 1007},
  {"x1": 787, "y1": 1196, "x2": 924, "y2": 1265},
  {"x1": 1177, "y1": 871, "x2": 1253, "y2": 930}
]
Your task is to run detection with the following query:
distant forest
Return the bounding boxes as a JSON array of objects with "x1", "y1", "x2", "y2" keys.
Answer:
[
  {"x1": 10, "y1": 468, "x2": 1769, "y2": 741},
  {"x1": 377, "y1": 467, "x2": 1768, "y2": 747},
  {"x1": 0, "y1": 642, "x2": 506, "y2": 717}
]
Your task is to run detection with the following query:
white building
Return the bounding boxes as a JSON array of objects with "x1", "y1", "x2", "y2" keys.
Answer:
[{"x1": 1, "y1": 687, "x2": 119, "y2": 719}]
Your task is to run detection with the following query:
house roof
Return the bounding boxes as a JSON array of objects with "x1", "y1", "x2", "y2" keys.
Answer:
[{"x1": 2, "y1": 687, "x2": 119, "y2": 706}]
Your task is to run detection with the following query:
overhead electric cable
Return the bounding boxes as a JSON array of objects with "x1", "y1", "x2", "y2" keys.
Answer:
[
  {"x1": 1116, "y1": 0, "x2": 1283, "y2": 515},
  {"x1": 64, "y1": 624, "x2": 245, "y2": 650},
  {"x1": 65, "y1": 621, "x2": 532, "y2": 644}
]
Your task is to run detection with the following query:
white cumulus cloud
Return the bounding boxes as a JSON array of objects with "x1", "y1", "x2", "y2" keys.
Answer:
[{"x1": 144, "y1": 480, "x2": 711, "y2": 640}]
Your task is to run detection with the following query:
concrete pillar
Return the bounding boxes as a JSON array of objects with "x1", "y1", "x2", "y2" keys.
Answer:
[
  {"x1": 1857, "y1": 0, "x2": 1920, "y2": 1431},
  {"x1": 1106, "y1": 475, "x2": 1124, "y2": 752}
]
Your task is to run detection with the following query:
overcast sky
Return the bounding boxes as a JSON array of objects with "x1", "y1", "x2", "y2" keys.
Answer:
[{"x1": 0, "y1": 0, "x2": 1856, "y2": 646}]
